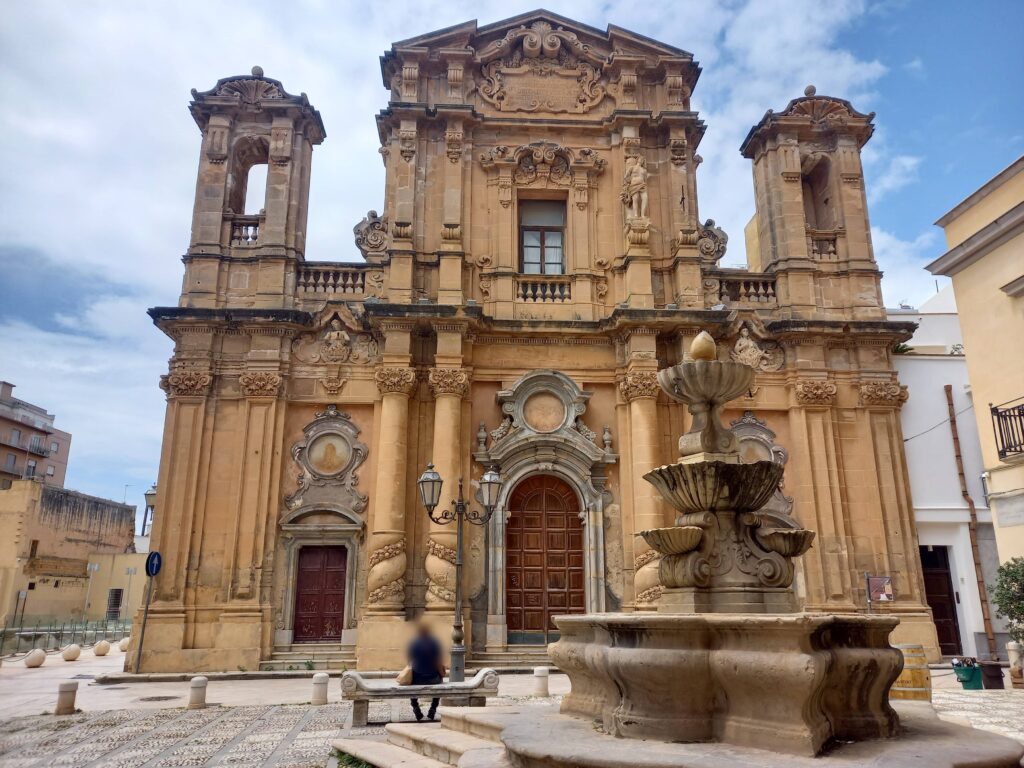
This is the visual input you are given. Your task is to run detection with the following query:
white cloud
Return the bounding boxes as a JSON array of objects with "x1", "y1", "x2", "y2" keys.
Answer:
[
  {"x1": 872, "y1": 227, "x2": 949, "y2": 309},
  {"x1": 868, "y1": 154, "x2": 923, "y2": 204},
  {"x1": 0, "y1": 0, "x2": 926, "y2": 502}
]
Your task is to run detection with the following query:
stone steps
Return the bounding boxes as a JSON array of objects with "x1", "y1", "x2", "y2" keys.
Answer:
[
  {"x1": 260, "y1": 644, "x2": 357, "y2": 671},
  {"x1": 385, "y1": 722, "x2": 505, "y2": 766},
  {"x1": 330, "y1": 738, "x2": 448, "y2": 768}
]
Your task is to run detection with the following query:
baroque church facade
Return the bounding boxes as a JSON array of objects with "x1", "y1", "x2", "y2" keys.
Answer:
[{"x1": 136, "y1": 11, "x2": 941, "y2": 672}]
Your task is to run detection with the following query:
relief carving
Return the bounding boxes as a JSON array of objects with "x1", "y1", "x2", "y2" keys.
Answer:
[
  {"x1": 353, "y1": 210, "x2": 388, "y2": 257},
  {"x1": 619, "y1": 371, "x2": 660, "y2": 401},
  {"x1": 425, "y1": 537, "x2": 458, "y2": 605},
  {"x1": 794, "y1": 379, "x2": 837, "y2": 406},
  {"x1": 476, "y1": 20, "x2": 609, "y2": 114},
  {"x1": 239, "y1": 370, "x2": 282, "y2": 397},
  {"x1": 160, "y1": 369, "x2": 213, "y2": 398},
  {"x1": 285, "y1": 405, "x2": 368, "y2": 513},
  {"x1": 292, "y1": 315, "x2": 380, "y2": 366},
  {"x1": 730, "y1": 326, "x2": 784, "y2": 372},
  {"x1": 428, "y1": 367, "x2": 470, "y2": 398},
  {"x1": 367, "y1": 537, "x2": 406, "y2": 606},
  {"x1": 374, "y1": 367, "x2": 417, "y2": 396},
  {"x1": 696, "y1": 218, "x2": 728, "y2": 263},
  {"x1": 859, "y1": 381, "x2": 909, "y2": 407}
]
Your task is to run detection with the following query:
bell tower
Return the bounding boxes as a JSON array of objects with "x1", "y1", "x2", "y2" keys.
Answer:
[
  {"x1": 183, "y1": 66, "x2": 326, "y2": 308},
  {"x1": 741, "y1": 86, "x2": 881, "y2": 320}
]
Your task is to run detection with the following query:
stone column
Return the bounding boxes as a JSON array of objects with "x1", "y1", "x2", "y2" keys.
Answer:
[
  {"x1": 619, "y1": 369, "x2": 663, "y2": 609},
  {"x1": 424, "y1": 367, "x2": 470, "y2": 610},
  {"x1": 365, "y1": 366, "x2": 417, "y2": 614}
]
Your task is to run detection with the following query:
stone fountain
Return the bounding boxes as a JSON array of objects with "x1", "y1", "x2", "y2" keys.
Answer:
[{"x1": 334, "y1": 330, "x2": 1024, "y2": 767}]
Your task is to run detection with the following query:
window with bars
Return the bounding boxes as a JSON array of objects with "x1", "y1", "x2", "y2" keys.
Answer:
[
  {"x1": 520, "y1": 201, "x2": 566, "y2": 275},
  {"x1": 106, "y1": 588, "x2": 124, "y2": 620}
]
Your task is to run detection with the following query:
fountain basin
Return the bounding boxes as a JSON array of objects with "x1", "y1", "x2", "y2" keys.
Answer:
[
  {"x1": 550, "y1": 612, "x2": 902, "y2": 757},
  {"x1": 639, "y1": 526, "x2": 703, "y2": 555},
  {"x1": 644, "y1": 460, "x2": 784, "y2": 514}
]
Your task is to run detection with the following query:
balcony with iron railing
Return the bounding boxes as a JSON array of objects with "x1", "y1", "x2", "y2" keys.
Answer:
[{"x1": 992, "y1": 396, "x2": 1024, "y2": 461}]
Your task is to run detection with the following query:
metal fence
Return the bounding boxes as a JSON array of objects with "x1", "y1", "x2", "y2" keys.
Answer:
[{"x1": 0, "y1": 617, "x2": 131, "y2": 658}]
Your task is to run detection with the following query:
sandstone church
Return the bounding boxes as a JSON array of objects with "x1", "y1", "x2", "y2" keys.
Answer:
[{"x1": 135, "y1": 11, "x2": 940, "y2": 672}]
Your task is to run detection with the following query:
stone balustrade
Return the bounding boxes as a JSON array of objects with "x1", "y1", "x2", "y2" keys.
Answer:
[
  {"x1": 516, "y1": 275, "x2": 573, "y2": 303},
  {"x1": 806, "y1": 228, "x2": 838, "y2": 260},
  {"x1": 297, "y1": 263, "x2": 375, "y2": 296},
  {"x1": 705, "y1": 271, "x2": 778, "y2": 308},
  {"x1": 229, "y1": 215, "x2": 262, "y2": 246}
]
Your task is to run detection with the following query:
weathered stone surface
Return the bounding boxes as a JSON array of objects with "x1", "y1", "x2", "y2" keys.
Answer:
[{"x1": 550, "y1": 612, "x2": 902, "y2": 756}]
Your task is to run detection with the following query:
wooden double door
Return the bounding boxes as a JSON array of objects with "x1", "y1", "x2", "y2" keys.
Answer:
[
  {"x1": 293, "y1": 546, "x2": 347, "y2": 643},
  {"x1": 506, "y1": 476, "x2": 585, "y2": 644}
]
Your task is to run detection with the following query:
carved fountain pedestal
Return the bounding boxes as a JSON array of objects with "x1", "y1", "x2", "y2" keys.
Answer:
[{"x1": 550, "y1": 332, "x2": 901, "y2": 757}]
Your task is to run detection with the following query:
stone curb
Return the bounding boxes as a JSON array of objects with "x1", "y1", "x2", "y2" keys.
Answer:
[{"x1": 95, "y1": 666, "x2": 552, "y2": 684}]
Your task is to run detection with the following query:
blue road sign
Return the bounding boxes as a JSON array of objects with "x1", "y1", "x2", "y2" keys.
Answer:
[{"x1": 145, "y1": 551, "x2": 162, "y2": 578}]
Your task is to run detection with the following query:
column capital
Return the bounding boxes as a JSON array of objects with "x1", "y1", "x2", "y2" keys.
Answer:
[
  {"x1": 160, "y1": 369, "x2": 213, "y2": 398},
  {"x1": 618, "y1": 371, "x2": 660, "y2": 401},
  {"x1": 374, "y1": 366, "x2": 417, "y2": 396},
  {"x1": 794, "y1": 378, "x2": 837, "y2": 406},
  {"x1": 428, "y1": 367, "x2": 470, "y2": 398}
]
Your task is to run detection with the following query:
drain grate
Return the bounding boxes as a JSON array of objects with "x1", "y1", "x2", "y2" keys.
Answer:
[
  {"x1": 71, "y1": 674, "x2": 96, "y2": 679},
  {"x1": 138, "y1": 695, "x2": 180, "y2": 702}
]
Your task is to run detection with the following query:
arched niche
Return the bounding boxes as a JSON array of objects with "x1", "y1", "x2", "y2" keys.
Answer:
[{"x1": 473, "y1": 370, "x2": 617, "y2": 650}]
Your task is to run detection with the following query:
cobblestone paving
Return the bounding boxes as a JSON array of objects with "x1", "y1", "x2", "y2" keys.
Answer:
[{"x1": 932, "y1": 689, "x2": 1024, "y2": 745}]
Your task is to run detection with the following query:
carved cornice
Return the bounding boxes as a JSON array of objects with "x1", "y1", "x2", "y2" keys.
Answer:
[
  {"x1": 159, "y1": 370, "x2": 213, "y2": 398},
  {"x1": 428, "y1": 367, "x2": 470, "y2": 398},
  {"x1": 239, "y1": 370, "x2": 282, "y2": 397},
  {"x1": 374, "y1": 367, "x2": 417, "y2": 396},
  {"x1": 794, "y1": 379, "x2": 837, "y2": 406},
  {"x1": 619, "y1": 371, "x2": 660, "y2": 401},
  {"x1": 859, "y1": 381, "x2": 909, "y2": 407}
]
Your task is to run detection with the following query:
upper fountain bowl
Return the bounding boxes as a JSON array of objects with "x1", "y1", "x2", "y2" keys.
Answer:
[{"x1": 658, "y1": 360, "x2": 754, "y2": 407}]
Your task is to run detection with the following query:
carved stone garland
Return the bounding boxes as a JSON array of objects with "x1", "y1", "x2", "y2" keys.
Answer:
[{"x1": 367, "y1": 538, "x2": 407, "y2": 606}]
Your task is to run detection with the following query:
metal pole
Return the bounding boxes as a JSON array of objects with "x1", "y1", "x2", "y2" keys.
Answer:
[
  {"x1": 450, "y1": 480, "x2": 467, "y2": 683},
  {"x1": 865, "y1": 571, "x2": 872, "y2": 613},
  {"x1": 134, "y1": 576, "x2": 154, "y2": 674}
]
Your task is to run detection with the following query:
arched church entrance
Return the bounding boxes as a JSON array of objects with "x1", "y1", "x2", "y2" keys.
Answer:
[{"x1": 506, "y1": 475, "x2": 585, "y2": 644}]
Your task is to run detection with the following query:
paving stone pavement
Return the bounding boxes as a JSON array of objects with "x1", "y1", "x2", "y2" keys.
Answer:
[{"x1": 932, "y1": 689, "x2": 1024, "y2": 745}]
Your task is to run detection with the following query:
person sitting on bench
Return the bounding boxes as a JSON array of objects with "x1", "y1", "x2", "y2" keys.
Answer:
[{"x1": 407, "y1": 622, "x2": 445, "y2": 721}]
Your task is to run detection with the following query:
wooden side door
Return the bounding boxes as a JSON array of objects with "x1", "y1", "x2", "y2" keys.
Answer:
[
  {"x1": 293, "y1": 546, "x2": 347, "y2": 642},
  {"x1": 918, "y1": 545, "x2": 962, "y2": 656}
]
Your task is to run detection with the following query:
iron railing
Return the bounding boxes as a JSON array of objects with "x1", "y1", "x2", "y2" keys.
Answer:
[
  {"x1": 992, "y1": 396, "x2": 1024, "y2": 461},
  {"x1": 0, "y1": 617, "x2": 131, "y2": 658}
]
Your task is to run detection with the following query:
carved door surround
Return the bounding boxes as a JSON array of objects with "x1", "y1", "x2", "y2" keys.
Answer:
[
  {"x1": 276, "y1": 405, "x2": 367, "y2": 646},
  {"x1": 474, "y1": 370, "x2": 616, "y2": 650}
]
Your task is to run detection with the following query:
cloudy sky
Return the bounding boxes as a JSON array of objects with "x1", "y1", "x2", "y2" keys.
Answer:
[{"x1": 1, "y1": 0, "x2": 1021, "y2": 509}]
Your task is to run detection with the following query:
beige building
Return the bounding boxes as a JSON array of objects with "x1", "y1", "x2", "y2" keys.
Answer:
[
  {"x1": 137, "y1": 12, "x2": 942, "y2": 673},
  {"x1": 0, "y1": 381, "x2": 72, "y2": 489},
  {"x1": 928, "y1": 155, "x2": 1024, "y2": 562},
  {"x1": 0, "y1": 480, "x2": 138, "y2": 623}
]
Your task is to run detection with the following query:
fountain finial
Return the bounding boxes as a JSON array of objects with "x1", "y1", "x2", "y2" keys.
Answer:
[{"x1": 689, "y1": 331, "x2": 717, "y2": 361}]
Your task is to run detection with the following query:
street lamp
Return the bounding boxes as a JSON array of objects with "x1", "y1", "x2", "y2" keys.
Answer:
[
  {"x1": 416, "y1": 463, "x2": 502, "y2": 682},
  {"x1": 83, "y1": 562, "x2": 100, "y2": 618},
  {"x1": 142, "y1": 483, "x2": 157, "y2": 537}
]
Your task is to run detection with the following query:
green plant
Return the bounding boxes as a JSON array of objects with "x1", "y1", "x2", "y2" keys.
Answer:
[
  {"x1": 892, "y1": 342, "x2": 912, "y2": 355},
  {"x1": 304, "y1": 659, "x2": 315, "y2": 670},
  {"x1": 237, "y1": 666, "x2": 247, "y2": 672},
  {"x1": 991, "y1": 557, "x2": 1024, "y2": 643},
  {"x1": 335, "y1": 750, "x2": 372, "y2": 768}
]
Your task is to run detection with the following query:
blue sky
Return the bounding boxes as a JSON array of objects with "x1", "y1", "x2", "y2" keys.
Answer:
[{"x1": 1, "y1": 0, "x2": 1022, "y2": 507}]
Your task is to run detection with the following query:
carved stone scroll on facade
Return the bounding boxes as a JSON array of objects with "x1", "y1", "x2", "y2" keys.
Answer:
[
  {"x1": 239, "y1": 370, "x2": 282, "y2": 397},
  {"x1": 425, "y1": 538, "x2": 458, "y2": 605},
  {"x1": 366, "y1": 537, "x2": 406, "y2": 606},
  {"x1": 160, "y1": 369, "x2": 213, "y2": 398},
  {"x1": 284, "y1": 405, "x2": 368, "y2": 513},
  {"x1": 619, "y1": 371, "x2": 660, "y2": 401},
  {"x1": 859, "y1": 381, "x2": 909, "y2": 407},
  {"x1": 428, "y1": 368, "x2": 471, "y2": 398},
  {"x1": 696, "y1": 218, "x2": 728, "y2": 264},
  {"x1": 374, "y1": 367, "x2": 417, "y2": 396},
  {"x1": 794, "y1": 379, "x2": 838, "y2": 406},
  {"x1": 475, "y1": 21, "x2": 610, "y2": 114},
  {"x1": 353, "y1": 210, "x2": 389, "y2": 258}
]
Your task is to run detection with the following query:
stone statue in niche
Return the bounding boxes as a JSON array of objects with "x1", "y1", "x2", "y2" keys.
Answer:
[
  {"x1": 730, "y1": 326, "x2": 784, "y2": 372},
  {"x1": 621, "y1": 156, "x2": 649, "y2": 219},
  {"x1": 291, "y1": 313, "x2": 380, "y2": 366}
]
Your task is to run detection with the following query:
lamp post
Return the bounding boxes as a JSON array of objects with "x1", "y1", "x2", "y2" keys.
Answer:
[
  {"x1": 417, "y1": 463, "x2": 502, "y2": 682},
  {"x1": 142, "y1": 484, "x2": 157, "y2": 537}
]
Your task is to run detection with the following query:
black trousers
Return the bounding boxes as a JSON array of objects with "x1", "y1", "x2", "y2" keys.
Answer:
[{"x1": 410, "y1": 671, "x2": 442, "y2": 718}]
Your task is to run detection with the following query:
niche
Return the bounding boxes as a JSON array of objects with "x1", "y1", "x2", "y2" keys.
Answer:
[{"x1": 801, "y1": 154, "x2": 835, "y2": 230}]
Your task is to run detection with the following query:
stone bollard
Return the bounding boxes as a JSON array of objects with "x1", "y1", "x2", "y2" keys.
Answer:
[
  {"x1": 533, "y1": 666, "x2": 550, "y2": 697},
  {"x1": 312, "y1": 672, "x2": 329, "y2": 705},
  {"x1": 188, "y1": 676, "x2": 208, "y2": 709},
  {"x1": 24, "y1": 648, "x2": 47, "y2": 668},
  {"x1": 119, "y1": 637, "x2": 130, "y2": 652},
  {"x1": 62, "y1": 644, "x2": 82, "y2": 662},
  {"x1": 55, "y1": 681, "x2": 79, "y2": 715},
  {"x1": 93, "y1": 640, "x2": 111, "y2": 657},
  {"x1": 1008, "y1": 641, "x2": 1023, "y2": 689}
]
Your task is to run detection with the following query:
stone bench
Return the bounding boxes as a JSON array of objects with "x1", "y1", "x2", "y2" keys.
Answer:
[{"x1": 340, "y1": 668, "x2": 499, "y2": 726}]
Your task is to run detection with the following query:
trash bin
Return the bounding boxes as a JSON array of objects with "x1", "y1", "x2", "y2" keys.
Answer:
[
  {"x1": 979, "y1": 661, "x2": 1005, "y2": 690},
  {"x1": 953, "y1": 665, "x2": 983, "y2": 690}
]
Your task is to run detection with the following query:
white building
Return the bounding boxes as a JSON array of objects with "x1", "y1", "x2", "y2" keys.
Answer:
[{"x1": 890, "y1": 287, "x2": 1006, "y2": 658}]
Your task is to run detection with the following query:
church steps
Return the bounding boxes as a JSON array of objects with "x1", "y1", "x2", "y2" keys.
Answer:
[
  {"x1": 385, "y1": 722, "x2": 506, "y2": 766},
  {"x1": 330, "y1": 738, "x2": 448, "y2": 768}
]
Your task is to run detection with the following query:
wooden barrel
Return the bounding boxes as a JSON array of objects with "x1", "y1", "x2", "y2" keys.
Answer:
[{"x1": 889, "y1": 644, "x2": 932, "y2": 701}]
